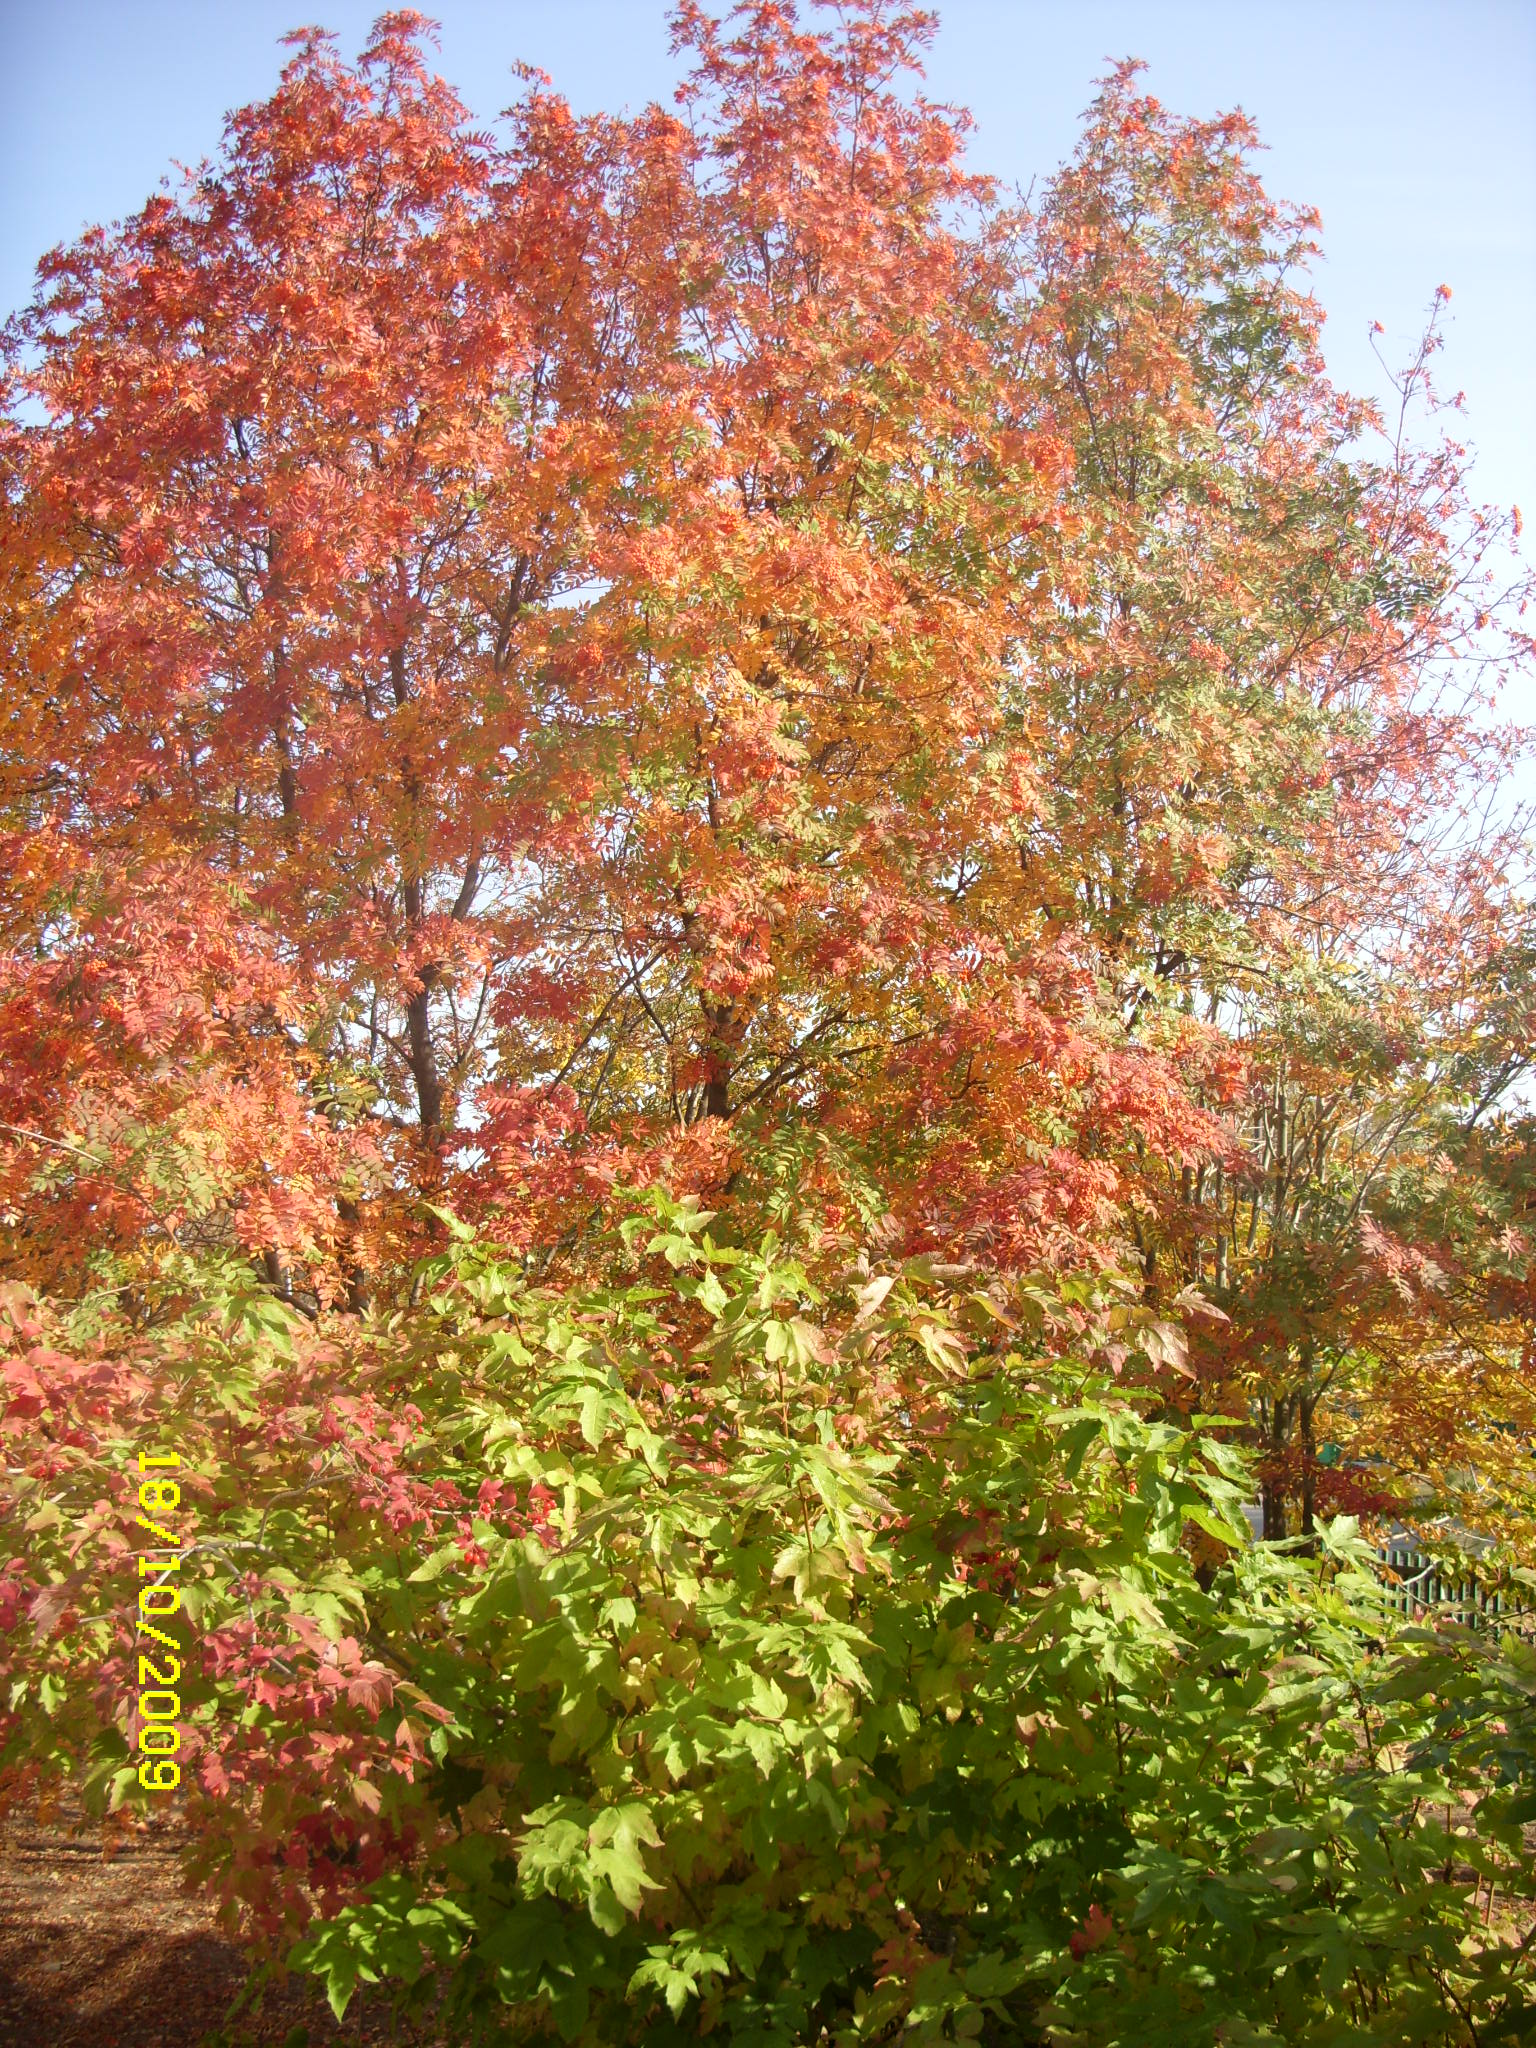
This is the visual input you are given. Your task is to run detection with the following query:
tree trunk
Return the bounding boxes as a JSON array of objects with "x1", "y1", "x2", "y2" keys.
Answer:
[
  {"x1": 337, "y1": 1193, "x2": 371, "y2": 1315},
  {"x1": 406, "y1": 973, "x2": 444, "y2": 1142},
  {"x1": 401, "y1": 868, "x2": 445, "y2": 1144},
  {"x1": 1261, "y1": 1391, "x2": 1294, "y2": 1539},
  {"x1": 699, "y1": 992, "x2": 737, "y2": 1122},
  {"x1": 1298, "y1": 1387, "x2": 1318, "y2": 1546}
]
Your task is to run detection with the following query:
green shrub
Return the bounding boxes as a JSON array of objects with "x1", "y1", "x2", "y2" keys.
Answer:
[{"x1": 3, "y1": 1193, "x2": 1532, "y2": 2043}]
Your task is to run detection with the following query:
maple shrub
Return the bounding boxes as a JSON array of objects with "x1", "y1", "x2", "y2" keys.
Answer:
[{"x1": 2, "y1": 2, "x2": 1535, "y2": 2043}]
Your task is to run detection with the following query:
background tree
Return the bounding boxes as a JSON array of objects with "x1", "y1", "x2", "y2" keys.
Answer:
[{"x1": 1003, "y1": 66, "x2": 1535, "y2": 1534}]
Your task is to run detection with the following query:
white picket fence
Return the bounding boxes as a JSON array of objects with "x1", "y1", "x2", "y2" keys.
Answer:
[{"x1": 1374, "y1": 1541, "x2": 1536, "y2": 1637}]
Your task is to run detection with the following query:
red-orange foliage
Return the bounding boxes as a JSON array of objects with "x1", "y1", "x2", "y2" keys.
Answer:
[{"x1": 1, "y1": 3, "x2": 1531, "y2": 1527}]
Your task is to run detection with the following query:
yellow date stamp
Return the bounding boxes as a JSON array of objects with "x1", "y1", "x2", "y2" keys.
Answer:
[{"x1": 134, "y1": 1450, "x2": 184, "y2": 1791}]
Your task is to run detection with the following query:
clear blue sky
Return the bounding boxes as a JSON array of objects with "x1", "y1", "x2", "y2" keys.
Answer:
[{"x1": 2, "y1": 0, "x2": 1533, "y2": 531}]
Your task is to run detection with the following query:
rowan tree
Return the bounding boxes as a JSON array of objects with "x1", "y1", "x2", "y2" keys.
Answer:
[
  {"x1": 1000, "y1": 67, "x2": 1535, "y2": 1533},
  {"x1": 1, "y1": 12, "x2": 692, "y2": 1287}
]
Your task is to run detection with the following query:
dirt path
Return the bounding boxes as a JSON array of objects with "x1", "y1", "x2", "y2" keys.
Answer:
[{"x1": 0, "y1": 1800, "x2": 438, "y2": 2048}]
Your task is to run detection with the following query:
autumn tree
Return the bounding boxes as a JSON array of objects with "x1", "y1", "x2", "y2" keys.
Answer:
[
  {"x1": 1, "y1": 11, "x2": 695, "y2": 1288},
  {"x1": 1000, "y1": 67, "x2": 1535, "y2": 1533}
]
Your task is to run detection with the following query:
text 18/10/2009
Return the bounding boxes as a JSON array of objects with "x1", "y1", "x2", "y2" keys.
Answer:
[{"x1": 136, "y1": 1451, "x2": 183, "y2": 1790}]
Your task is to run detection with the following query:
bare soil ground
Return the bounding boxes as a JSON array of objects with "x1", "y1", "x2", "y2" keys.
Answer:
[{"x1": 0, "y1": 1798, "x2": 440, "y2": 2048}]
